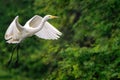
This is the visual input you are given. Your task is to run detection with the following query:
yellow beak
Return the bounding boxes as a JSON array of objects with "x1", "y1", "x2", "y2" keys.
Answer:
[{"x1": 50, "y1": 16, "x2": 59, "y2": 19}]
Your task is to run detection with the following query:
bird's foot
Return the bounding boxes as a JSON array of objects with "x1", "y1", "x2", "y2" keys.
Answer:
[
  {"x1": 7, "y1": 59, "x2": 12, "y2": 66},
  {"x1": 5, "y1": 59, "x2": 12, "y2": 68},
  {"x1": 15, "y1": 59, "x2": 18, "y2": 64},
  {"x1": 14, "y1": 59, "x2": 20, "y2": 68}
]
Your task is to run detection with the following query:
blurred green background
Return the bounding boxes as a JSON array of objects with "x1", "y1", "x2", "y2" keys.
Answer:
[{"x1": 0, "y1": 0, "x2": 120, "y2": 80}]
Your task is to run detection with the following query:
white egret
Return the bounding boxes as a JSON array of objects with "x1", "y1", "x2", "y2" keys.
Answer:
[{"x1": 5, "y1": 15, "x2": 62, "y2": 65}]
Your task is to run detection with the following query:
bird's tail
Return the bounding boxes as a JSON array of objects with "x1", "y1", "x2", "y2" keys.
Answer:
[{"x1": 7, "y1": 39, "x2": 20, "y2": 44}]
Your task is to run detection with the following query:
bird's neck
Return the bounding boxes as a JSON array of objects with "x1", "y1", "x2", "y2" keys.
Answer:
[
  {"x1": 39, "y1": 18, "x2": 46, "y2": 29},
  {"x1": 34, "y1": 17, "x2": 47, "y2": 32}
]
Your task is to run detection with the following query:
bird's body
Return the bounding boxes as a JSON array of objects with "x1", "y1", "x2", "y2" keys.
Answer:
[{"x1": 5, "y1": 15, "x2": 62, "y2": 44}]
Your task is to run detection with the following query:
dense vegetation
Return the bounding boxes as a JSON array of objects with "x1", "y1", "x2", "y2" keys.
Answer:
[{"x1": 0, "y1": 0, "x2": 120, "y2": 80}]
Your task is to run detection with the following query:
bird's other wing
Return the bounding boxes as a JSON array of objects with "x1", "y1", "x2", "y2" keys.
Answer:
[
  {"x1": 25, "y1": 15, "x2": 43, "y2": 28},
  {"x1": 35, "y1": 21, "x2": 62, "y2": 40},
  {"x1": 5, "y1": 16, "x2": 23, "y2": 41}
]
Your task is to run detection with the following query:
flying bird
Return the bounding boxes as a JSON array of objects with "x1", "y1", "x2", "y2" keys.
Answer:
[{"x1": 5, "y1": 15, "x2": 62, "y2": 65}]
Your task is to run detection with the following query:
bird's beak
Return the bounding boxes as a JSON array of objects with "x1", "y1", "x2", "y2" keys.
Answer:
[{"x1": 50, "y1": 16, "x2": 59, "y2": 19}]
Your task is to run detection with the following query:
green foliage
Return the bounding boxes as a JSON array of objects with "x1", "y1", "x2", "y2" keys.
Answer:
[{"x1": 0, "y1": 0, "x2": 120, "y2": 80}]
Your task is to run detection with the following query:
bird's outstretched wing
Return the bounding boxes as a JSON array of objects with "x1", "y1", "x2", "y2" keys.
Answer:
[
  {"x1": 28, "y1": 15, "x2": 62, "y2": 40},
  {"x1": 35, "y1": 21, "x2": 62, "y2": 40},
  {"x1": 5, "y1": 16, "x2": 23, "y2": 43}
]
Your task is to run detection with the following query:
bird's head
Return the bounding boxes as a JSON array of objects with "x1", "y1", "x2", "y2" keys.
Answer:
[{"x1": 44, "y1": 15, "x2": 58, "y2": 20}]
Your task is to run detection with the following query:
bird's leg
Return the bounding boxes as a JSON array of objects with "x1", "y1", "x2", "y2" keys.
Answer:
[
  {"x1": 7, "y1": 44, "x2": 18, "y2": 65},
  {"x1": 15, "y1": 44, "x2": 20, "y2": 64}
]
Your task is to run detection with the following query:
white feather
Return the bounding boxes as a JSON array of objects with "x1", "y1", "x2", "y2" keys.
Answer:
[
  {"x1": 5, "y1": 16, "x2": 23, "y2": 43},
  {"x1": 5, "y1": 15, "x2": 62, "y2": 44},
  {"x1": 33, "y1": 15, "x2": 62, "y2": 40}
]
